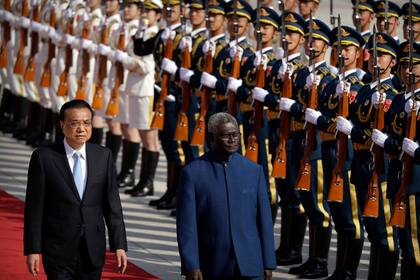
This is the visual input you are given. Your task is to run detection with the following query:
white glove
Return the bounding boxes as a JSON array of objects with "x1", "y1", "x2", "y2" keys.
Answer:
[
  {"x1": 51, "y1": 31, "x2": 63, "y2": 45},
  {"x1": 98, "y1": 44, "x2": 111, "y2": 56},
  {"x1": 402, "y1": 138, "x2": 419, "y2": 157},
  {"x1": 87, "y1": 42, "x2": 98, "y2": 55},
  {"x1": 404, "y1": 99, "x2": 420, "y2": 114},
  {"x1": 107, "y1": 49, "x2": 117, "y2": 63},
  {"x1": 279, "y1": 97, "x2": 296, "y2": 112},
  {"x1": 161, "y1": 28, "x2": 176, "y2": 43},
  {"x1": 165, "y1": 94, "x2": 176, "y2": 102},
  {"x1": 306, "y1": 73, "x2": 320, "y2": 88},
  {"x1": 336, "y1": 80, "x2": 351, "y2": 98},
  {"x1": 30, "y1": 21, "x2": 43, "y2": 32},
  {"x1": 227, "y1": 77, "x2": 242, "y2": 93},
  {"x1": 180, "y1": 67, "x2": 194, "y2": 83},
  {"x1": 81, "y1": 39, "x2": 93, "y2": 50},
  {"x1": 3, "y1": 11, "x2": 14, "y2": 23},
  {"x1": 278, "y1": 61, "x2": 293, "y2": 81},
  {"x1": 63, "y1": 34, "x2": 75, "y2": 45},
  {"x1": 21, "y1": 17, "x2": 31, "y2": 29},
  {"x1": 38, "y1": 24, "x2": 49, "y2": 39},
  {"x1": 371, "y1": 91, "x2": 381, "y2": 108},
  {"x1": 229, "y1": 45, "x2": 244, "y2": 60},
  {"x1": 161, "y1": 58, "x2": 178, "y2": 75},
  {"x1": 252, "y1": 87, "x2": 269, "y2": 102},
  {"x1": 115, "y1": 50, "x2": 127, "y2": 63},
  {"x1": 179, "y1": 36, "x2": 192, "y2": 52},
  {"x1": 47, "y1": 26, "x2": 57, "y2": 40},
  {"x1": 71, "y1": 38, "x2": 82, "y2": 50},
  {"x1": 122, "y1": 55, "x2": 136, "y2": 70},
  {"x1": 372, "y1": 128, "x2": 388, "y2": 148},
  {"x1": 305, "y1": 108, "x2": 322, "y2": 125},
  {"x1": 275, "y1": 47, "x2": 284, "y2": 60},
  {"x1": 336, "y1": 116, "x2": 354, "y2": 135},
  {"x1": 0, "y1": 10, "x2": 5, "y2": 21},
  {"x1": 202, "y1": 40, "x2": 216, "y2": 57},
  {"x1": 253, "y1": 53, "x2": 268, "y2": 69},
  {"x1": 200, "y1": 72, "x2": 217, "y2": 89}
]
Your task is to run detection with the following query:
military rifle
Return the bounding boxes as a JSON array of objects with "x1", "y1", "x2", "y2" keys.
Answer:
[
  {"x1": 23, "y1": 1, "x2": 41, "y2": 81},
  {"x1": 40, "y1": 4, "x2": 57, "y2": 88},
  {"x1": 227, "y1": 0, "x2": 240, "y2": 116},
  {"x1": 13, "y1": 0, "x2": 30, "y2": 75},
  {"x1": 75, "y1": 15, "x2": 91, "y2": 100},
  {"x1": 245, "y1": 0, "x2": 264, "y2": 163},
  {"x1": 0, "y1": 0, "x2": 12, "y2": 68},
  {"x1": 296, "y1": 12, "x2": 317, "y2": 191},
  {"x1": 390, "y1": 0, "x2": 415, "y2": 228},
  {"x1": 175, "y1": 0, "x2": 191, "y2": 141},
  {"x1": 191, "y1": 0, "x2": 212, "y2": 146},
  {"x1": 150, "y1": 4, "x2": 175, "y2": 129},
  {"x1": 92, "y1": 20, "x2": 109, "y2": 108},
  {"x1": 56, "y1": 9, "x2": 74, "y2": 97},
  {"x1": 363, "y1": 25, "x2": 382, "y2": 218},
  {"x1": 272, "y1": 0, "x2": 291, "y2": 178},
  {"x1": 328, "y1": 15, "x2": 347, "y2": 202},
  {"x1": 106, "y1": 25, "x2": 125, "y2": 116}
]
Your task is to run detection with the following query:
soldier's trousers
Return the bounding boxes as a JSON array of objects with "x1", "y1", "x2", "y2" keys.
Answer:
[
  {"x1": 399, "y1": 194, "x2": 420, "y2": 266},
  {"x1": 323, "y1": 140, "x2": 364, "y2": 239},
  {"x1": 159, "y1": 100, "x2": 198, "y2": 165}
]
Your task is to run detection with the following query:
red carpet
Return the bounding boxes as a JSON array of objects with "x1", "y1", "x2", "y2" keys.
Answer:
[{"x1": 0, "y1": 189, "x2": 159, "y2": 280}]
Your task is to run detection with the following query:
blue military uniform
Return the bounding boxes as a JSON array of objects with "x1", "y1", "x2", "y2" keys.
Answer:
[
  {"x1": 288, "y1": 19, "x2": 336, "y2": 279},
  {"x1": 347, "y1": 32, "x2": 401, "y2": 280},
  {"x1": 262, "y1": 11, "x2": 308, "y2": 266}
]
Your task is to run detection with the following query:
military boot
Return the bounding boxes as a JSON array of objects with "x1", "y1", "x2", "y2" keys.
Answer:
[
  {"x1": 119, "y1": 140, "x2": 139, "y2": 189},
  {"x1": 89, "y1": 127, "x2": 104, "y2": 145},
  {"x1": 105, "y1": 131, "x2": 122, "y2": 163},
  {"x1": 367, "y1": 244, "x2": 399, "y2": 280},
  {"x1": 341, "y1": 236, "x2": 364, "y2": 280},
  {"x1": 129, "y1": 148, "x2": 159, "y2": 197}
]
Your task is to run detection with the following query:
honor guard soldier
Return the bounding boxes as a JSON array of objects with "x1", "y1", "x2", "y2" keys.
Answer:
[
  {"x1": 336, "y1": 32, "x2": 401, "y2": 280},
  {"x1": 298, "y1": 0, "x2": 320, "y2": 20},
  {"x1": 315, "y1": 25, "x2": 366, "y2": 279},
  {"x1": 375, "y1": 1, "x2": 402, "y2": 44},
  {"x1": 151, "y1": 0, "x2": 195, "y2": 211},
  {"x1": 283, "y1": 18, "x2": 336, "y2": 279},
  {"x1": 91, "y1": 0, "x2": 123, "y2": 158},
  {"x1": 120, "y1": 0, "x2": 162, "y2": 198},
  {"x1": 400, "y1": 41, "x2": 420, "y2": 280},
  {"x1": 200, "y1": 0, "x2": 254, "y2": 115},
  {"x1": 253, "y1": 10, "x2": 308, "y2": 266},
  {"x1": 402, "y1": 2, "x2": 420, "y2": 43}
]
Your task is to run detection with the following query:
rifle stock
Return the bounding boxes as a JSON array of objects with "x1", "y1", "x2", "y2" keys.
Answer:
[
  {"x1": 40, "y1": 7, "x2": 57, "y2": 88},
  {"x1": 296, "y1": 82, "x2": 318, "y2": 191},
  {"x1": 23, "y1": 3, "x2": 40, "y2": 81},
  {"x1": 57, "y1": 16, "x2": 74, "y2": 97},
  {"x1": 92, "y1": 24, "x2": 110, "y2": 108},
  {"x1": 0, "y1": 0, "x2": 12, "y2": 68},
  {"x1": 13, "y1": 0, "x2": 30, "y2": 75},
  {"x1": 150, "y1": 35, "x2": 174, "y2": 130},
  {"x1": 191, "y1": 50, "x2": 213, "y2": 146},
  {"x1": 106, "y1": 27, "x2": 125, "y2": 116},
  {"x1": 174, "y1": 44, "x2": 191, "y2": 141},
  {"x1": 75, "y1": 19, "x2": 91, "y2": 100},
  {"x1": 272, "y1": 67, "x2": 292, "y2": 178},
  {"x1": 245, "y1": 64, "x2": 265, "y2": 163}
]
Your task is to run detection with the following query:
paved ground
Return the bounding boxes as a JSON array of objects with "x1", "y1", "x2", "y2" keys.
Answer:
[{"x1": 0, "y1": 132, "x2": 403, "y2": 279}]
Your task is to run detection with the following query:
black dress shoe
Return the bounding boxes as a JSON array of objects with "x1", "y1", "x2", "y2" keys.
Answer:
[
  {"x1": 156, "y1": 197, "x2": 176, "y2": 210},
  {"x1": 170, "y1": 210, "x2": 176, "y2": 217},
  {"x1": 129, "y1": 186, "x2": 154, "y2": 197},
  {"x1": 276, "y1": 249, "x2": 303, "y2": 266},
  {"x1": 299, "y1": 258, "x2": 328, "y2": 279},
  {"x1": 149, "y1": 191, "x2": 171, "y2": 206},
  {"x1": 289, "y1": 258, "x2": 315, "y2": 275}
]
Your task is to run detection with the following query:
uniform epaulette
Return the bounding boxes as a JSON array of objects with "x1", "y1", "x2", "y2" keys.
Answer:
[
  {"x1": 192, "y1": 36, "x2": 206, "y2": 56},
  {"x1": 292, "y1": 59, "x2": 305, "y2": 70},
  {"x1": 347, "y1": 75, "x2": 360, "y2": 85},
  {"x1": 318, "y1": 65, "x2": 332, "y2": 77},
  {"x1": 108, "y1": 19, "x2": 120, "y2": 30},
  {"x1": 129, "y1": 24, "x2": 138, "y2": 35},
  {"x1": 173, "y1": 33, "x2": 183, "y2": 49},
  {"x1": 415, "y1": 91, "x2": 420, "y2": 101},
  {"x1": 267, "y1": 51, "x2": 276, "y2": 61}
]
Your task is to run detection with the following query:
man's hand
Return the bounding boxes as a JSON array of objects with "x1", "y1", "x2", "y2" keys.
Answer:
[
  {"x1": 264, "y1": 269, "x2": 272, "y2": 280},
  {"x1": 115, "y1": 249, "x2": 128, "y2": 274},
  {"x1": 186, "y1": 269, "x2": 203, "y2": 280},
  {"x1": 26, "y1": 254, "x2": 40, "y2": 277}
]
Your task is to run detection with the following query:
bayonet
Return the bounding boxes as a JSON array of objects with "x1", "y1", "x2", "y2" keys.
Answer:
[
  {"x1": 355, "y1": 0, "x2": 361, "y2": 32},
  {"x1": 384, "y1": 0, "x2": 389, "y2": 32},
  {"x1": 337, "y1": 14, "x2": 343, "y2": 76},
  {"x1": 256, "y1": 0, "x2": 262, "y2": 54},
  {"x1": 233, "y1": 0, "x2": 239, "y2": 45},
  {"x1": 279, "y1": 0, "x2": 288, "y2": 61},
  {"x1": 330, "y1": 0, "x2": 336, "y2": 26}
]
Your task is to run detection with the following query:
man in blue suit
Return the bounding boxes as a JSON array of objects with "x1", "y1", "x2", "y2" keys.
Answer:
[{"x1": 176, "y1": 112, "x2": 276, "y2": 279}]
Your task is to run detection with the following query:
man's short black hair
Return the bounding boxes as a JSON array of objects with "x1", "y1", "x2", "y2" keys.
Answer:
[{"x1": 59, "y1": 100, "x2": 94, "y2": 121}]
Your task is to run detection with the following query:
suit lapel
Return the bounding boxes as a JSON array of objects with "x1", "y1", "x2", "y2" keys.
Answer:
[
  {"x1": 52, "y1": 143, "x2": 81, "y2": 201},
  {"x1": 82, "y1": 143, "x2": 95, "y2": 201}
]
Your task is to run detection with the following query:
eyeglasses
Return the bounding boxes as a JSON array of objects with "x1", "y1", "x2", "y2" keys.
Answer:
[
  {"x1": 65, "y1": 120, "x2": 92, "y2": 129},
  {"x1": 217, "y1": 132, "x2": 240, "y2": 141}
]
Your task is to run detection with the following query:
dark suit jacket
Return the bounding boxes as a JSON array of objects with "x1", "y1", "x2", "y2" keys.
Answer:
[
  {"x1": 24, "y1": 142, "x2": 127, "y2": 267},
  {"x1": 176, "y1": 151, "x2": 276, "y2": 278}
]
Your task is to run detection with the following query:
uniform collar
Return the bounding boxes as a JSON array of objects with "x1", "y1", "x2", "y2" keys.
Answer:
[
  {"x1": 370, "y1": 76, "x2": 392, "y2": 89},
  {"x1": 191, "y1": 27, "x2": 206, "y2": 37},
  {"x1": 210, "y1": 33, "x2": 225, "y2": 43},
  {"x1": 288, "y1": 52, "x2": 300, "y2": 62},
  {"x1": 344, "y1": 68, "x2": 357, "y2": 79},
  {"x1": 261, "y1": 46, "x2": 273, "y2": 54},
  {"x1": 361, "y1": 30, "x2": 371, "y2": 36},
  {"x1": 405, "y1": 88, "x2": 420, "y2": 100},
  {"x1": 308, "y1": 60, "x2": 326, "y2": 72},
  {"x1": 90, "y1": 7, "x2": 103, "y2": 17},
  {"x1": 63, "y1": 139, "x2": 87, "y2": 160},
  {"x1": 106, "y1": 13, "x2": 121, "y2": 23},
  {"x1": 229, "y1": 36, "x2": 247, "y2": 47},
  {"x1": 170, "y1": 23, "x2": 182, "y2": 31}
]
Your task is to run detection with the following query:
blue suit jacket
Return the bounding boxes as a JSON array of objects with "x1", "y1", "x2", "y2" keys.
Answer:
[{"x1": 176, "y1": 151, "x2": 276, "y2": 278}]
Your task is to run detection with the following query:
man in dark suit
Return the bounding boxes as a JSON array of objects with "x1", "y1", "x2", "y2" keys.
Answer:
[
  {"x1": 176, "y1": 112, "x2": 276, "y2": 280},
  {"x1": 24, "y1": 100, "x2": 128, "y2": 279}
]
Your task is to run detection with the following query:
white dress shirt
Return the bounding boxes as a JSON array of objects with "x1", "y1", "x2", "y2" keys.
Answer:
[{"x1": 64, "y1": 139, "x2": 87, "y2": 190}]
